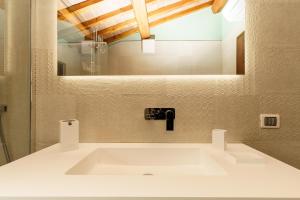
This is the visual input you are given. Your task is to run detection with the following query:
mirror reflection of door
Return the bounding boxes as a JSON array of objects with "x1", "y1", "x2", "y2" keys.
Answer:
[{"x1": 237, "y1": 31, "x2": 245, "y2": 75}]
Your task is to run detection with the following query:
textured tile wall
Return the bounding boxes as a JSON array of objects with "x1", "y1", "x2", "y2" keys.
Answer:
[{"x1": 32, "y1": 0, "x2": 300, "y2": 169}]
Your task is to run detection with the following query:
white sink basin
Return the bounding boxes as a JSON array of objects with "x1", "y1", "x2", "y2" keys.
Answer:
[{"x1": 66, "y1": 147, "x2": 227, "y2": 176}]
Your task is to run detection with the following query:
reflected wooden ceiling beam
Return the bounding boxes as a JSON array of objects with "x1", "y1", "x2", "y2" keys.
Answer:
[
  {"x1": 98, "y1": 18, "x2": 136, "y2": 37},
  {"x1": 105, "y1": 27, "x2": 139, "y2": 43},
  {"x1": 58, "y1": 0, "x2": 104, "y2": 20},
  {"x1": 60, "y1": 4, "x2": 135, "y2": 40},
  {"x1": 150, "y1": 1, "x2": 213, "y2": 26},
  {"x1": 211, "y1": 0, "x2": 228, "y2": 13},
  {"x1": 58, "y1": 8, "x2": 92, "y2": 39},
  {"x1": 98, "y1": 0, "x2": 207, "y2": 37},
  {"x1": 82, "y1": 4, "x2": 133, "y2": 28},
  {"x1": 131, "y1": 0, "x2": 151, "y2": 39},
  {"x1": 105, "y1": 0, "x2": 213, "y2": 43},
  {"x1": 0, "y1": 0, "x2": 4, "y2": 9},
  {"x1": 81, "y1": 0, "x2": 156, "y2": 29}
]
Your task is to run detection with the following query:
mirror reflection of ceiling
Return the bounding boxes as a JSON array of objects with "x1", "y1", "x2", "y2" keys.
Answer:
[{"x1": 58, "y1": 0, "x2": 245, "y2": 44}]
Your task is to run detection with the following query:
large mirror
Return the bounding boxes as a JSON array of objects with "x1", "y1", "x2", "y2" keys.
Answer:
[{"x1": 57, "y1": 0, "x2": 245, "y2": 76}]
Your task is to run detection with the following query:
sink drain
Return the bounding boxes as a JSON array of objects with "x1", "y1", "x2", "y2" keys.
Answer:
[{"x1": 143, "y1": 173, "x2": 154, "y2": 176}]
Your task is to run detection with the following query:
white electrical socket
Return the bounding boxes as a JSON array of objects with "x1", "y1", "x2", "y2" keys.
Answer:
[{"x1": 260, "y1": 114, "x2": 280, "y2": 129}]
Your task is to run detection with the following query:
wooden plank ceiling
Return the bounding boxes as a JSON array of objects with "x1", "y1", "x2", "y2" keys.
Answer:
[{"x1": 58, "y1": 0, "x2": 227, "y2": 43}]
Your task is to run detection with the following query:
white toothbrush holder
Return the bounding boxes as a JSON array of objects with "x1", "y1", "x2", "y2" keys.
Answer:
[
  {"x1": 212, "y1": 129, "x2": 227, "y2": 151},
  {"x1": 59, "y1": 119, "x2": 79, "y2": 152}
]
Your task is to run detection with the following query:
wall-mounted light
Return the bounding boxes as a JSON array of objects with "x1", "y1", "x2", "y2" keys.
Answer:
[
  {"x1": 142, "y1": 35, "x2": 155, "y2": 54},
  {"x1": 222, "y1": 0, "x2": 245, "y2": 22}
]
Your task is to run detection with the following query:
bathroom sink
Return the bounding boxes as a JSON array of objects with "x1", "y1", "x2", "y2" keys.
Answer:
[{"x1": 66, "y1": 147, "x2": 227, "y2": 176}]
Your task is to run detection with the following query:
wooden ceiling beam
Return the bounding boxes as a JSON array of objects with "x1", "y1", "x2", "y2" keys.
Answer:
[
  {"x1": 105, "y1": 0, "x2": 213, "y2": 43},
  {"x1": 211, "y1": 0, "x2": 228, "y2": 13},
  {"x1": 130, "y1": 0, "x2": 151, "y2": 39},
  {"x1": 58, "y1": 0, "x2": 104, "y2": 20}
]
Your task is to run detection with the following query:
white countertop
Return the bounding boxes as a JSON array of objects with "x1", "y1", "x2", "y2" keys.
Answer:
[{"x1": 0, "y1": 143, "x2": 300, "y2": 199}]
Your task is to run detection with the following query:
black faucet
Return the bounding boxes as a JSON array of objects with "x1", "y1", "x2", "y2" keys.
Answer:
[
  {"x1": 166, "y1": 110, "x2": 175, "y2": 131},
  {"x1": 144, "y1": 108, "x2": 175, "y2": 131}
]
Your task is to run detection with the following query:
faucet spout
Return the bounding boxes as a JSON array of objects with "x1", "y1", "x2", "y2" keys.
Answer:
[{"x1": 166, "y1": 110, "x2": 175, "y2": 131}]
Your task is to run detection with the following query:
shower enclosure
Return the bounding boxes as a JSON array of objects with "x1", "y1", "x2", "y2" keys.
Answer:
[{"x1": 0, "y1": 0, "x2": 31, "y2": 165}]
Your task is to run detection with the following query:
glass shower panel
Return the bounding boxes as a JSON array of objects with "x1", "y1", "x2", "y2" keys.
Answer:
[
  {"x1": 0, "y1": 1, "x2": 4, "y2": 75},
  {"x1": 58, "y1": 42, "x2": 108, "y2": 76},
  {"x1": 0, "y1": 0, "x2": 31, "y2": 166},
  {"x1": 0, "y1": 0, "x2": 7, "y2": 166}
]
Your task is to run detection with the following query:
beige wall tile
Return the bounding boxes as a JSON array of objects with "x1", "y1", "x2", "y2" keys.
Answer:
[
  {"x1": 35, "y1": 95, "x2": 76, "y2": 148},
  {"x1": 78, "y1": 94, "x2": 124, "y2": 142},
  {"x1": 255, "y1": 46, "x2": 300, "y2": 95},
  {"x1": 215, "y1": 95, "x2": 260, "y2": 142},
  {"x1": 165, "y1": 77, "x2": 217, "y2": 97},
  {"x1": 251, "y1": 0, "x2": 300, "y2": 48}
]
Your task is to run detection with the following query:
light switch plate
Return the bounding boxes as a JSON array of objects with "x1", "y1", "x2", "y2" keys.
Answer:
[{"x1": 260, "y1": 114, "x2": 280, "y2": 129}]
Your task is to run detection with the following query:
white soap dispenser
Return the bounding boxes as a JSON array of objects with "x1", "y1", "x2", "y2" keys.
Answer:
[
  {"x1": 59, "y1": 119, "x2": 79, "y2": 152},
  {"x1": 212, "y1": 129, "x2": 227, "y2": 151}
]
